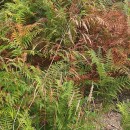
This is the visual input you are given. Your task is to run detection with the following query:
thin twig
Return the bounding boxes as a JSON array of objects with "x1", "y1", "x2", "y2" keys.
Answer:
[{"x1": 87, "y1": 82, "x2": 94, "y2": 103}]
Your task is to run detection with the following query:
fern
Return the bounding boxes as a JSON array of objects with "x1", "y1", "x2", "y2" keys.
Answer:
[
  {"x1": 0, "y1": 0, "x2": 129, "y2": 129},
  {"x1": 117, "y1": 102, "x2": 130, "y2": 130},
  {"x1": 87, "y1": 49, "x2": 130, "y2": 101},
  {"x1": 3, "y1": 1, "x2": 33, "y2": 24},
  {"x1": 88, "y1": 49, "x2": 107, "y2": 79},
  {"x1": 39, "y1": 81, "x2": 95, "y2": 130},
  {"x1": 17, "y1": 111, "x2": 35, "y2": 130},
  {"x1": 0, "y1": 114, "x2": 13, "y2": 130}
]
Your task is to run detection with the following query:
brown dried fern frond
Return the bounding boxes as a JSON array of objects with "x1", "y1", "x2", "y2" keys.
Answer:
[
  {"x1": 100, "y1": 10, "x2": 127, "y2": 36},
  {"x1": 72, "y1": 9, "x2": 130, "y2": 66}
]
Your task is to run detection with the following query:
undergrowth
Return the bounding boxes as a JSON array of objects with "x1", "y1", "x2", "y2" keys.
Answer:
[{"x1": 0, "y1": 0, "x2": 130, "y2": 129}]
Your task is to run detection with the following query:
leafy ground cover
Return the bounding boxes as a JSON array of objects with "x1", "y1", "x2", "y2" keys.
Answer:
[{"x1": 0, "y1": 0, "x2": 130, "y2": 129}]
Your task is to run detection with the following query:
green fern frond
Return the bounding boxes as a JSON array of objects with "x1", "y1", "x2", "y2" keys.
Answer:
[
  {"x1": 117, "y1": 102, "x2": 130, "y2": 130},
  {"x1": 88, "y1": 49, "x2": 107, "y2": 78}
]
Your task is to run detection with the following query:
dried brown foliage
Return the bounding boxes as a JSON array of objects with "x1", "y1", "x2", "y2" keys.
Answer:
[
  {"x1": 64, "y1": 8, "x2": 130, "y2": 84},
  {"x1": 72, "y1": 9, "x2": 130, "y2": 66}
]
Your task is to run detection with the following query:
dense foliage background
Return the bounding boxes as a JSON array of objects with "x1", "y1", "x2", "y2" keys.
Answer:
[{"x1": 0, "y1": 0, "x2": 130, "y2": 129}]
